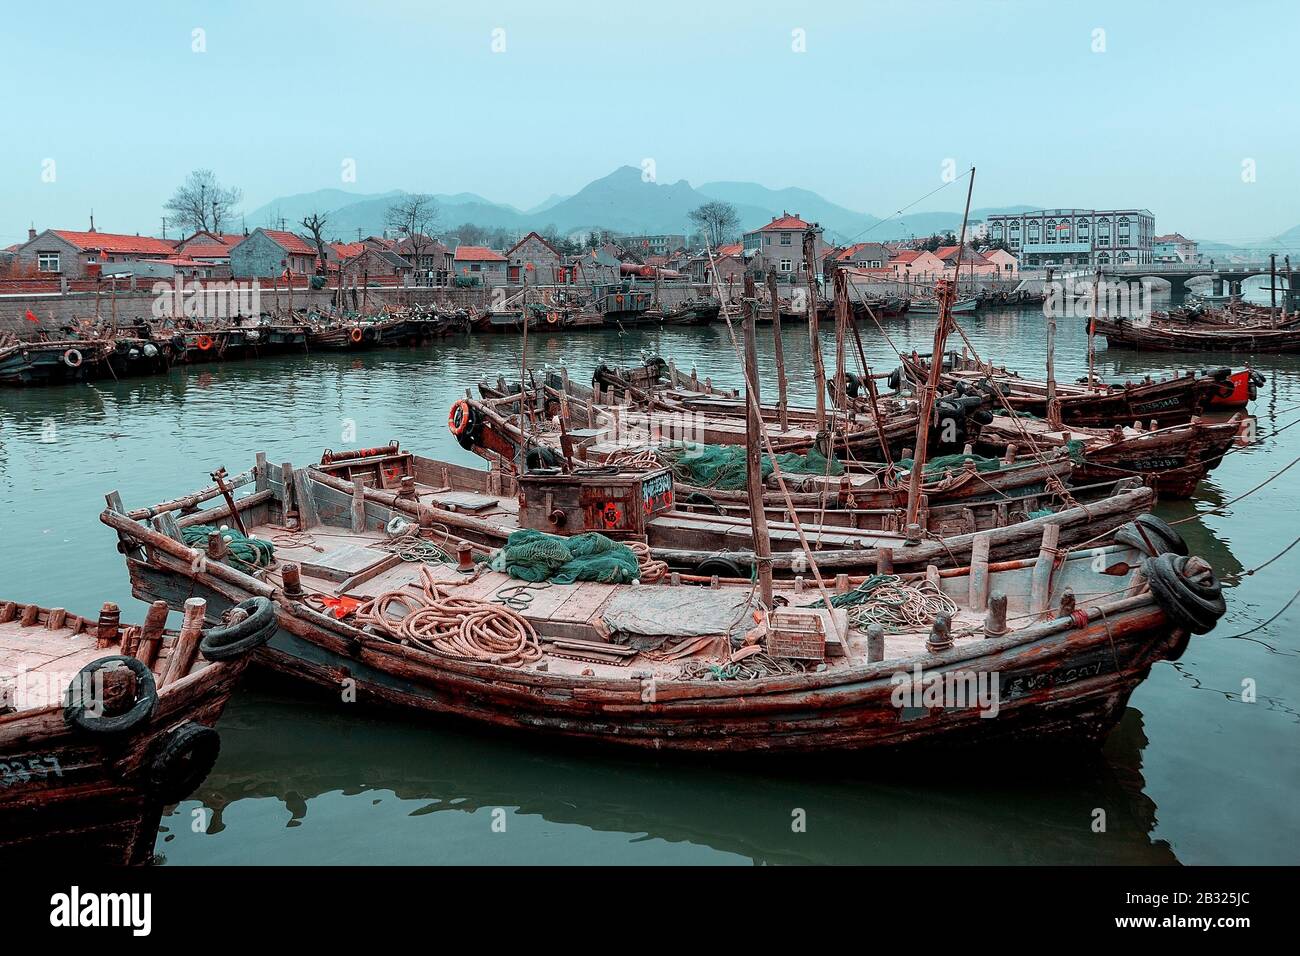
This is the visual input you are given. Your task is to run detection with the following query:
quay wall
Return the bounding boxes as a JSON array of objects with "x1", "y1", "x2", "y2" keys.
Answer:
[{"x1": 0, "y1": 279, "x2": 716, "y2": 337}]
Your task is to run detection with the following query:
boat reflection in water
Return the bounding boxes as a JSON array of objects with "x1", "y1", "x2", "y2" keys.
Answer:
[{"x1": 160, "y1": 684, "x2": 1177, "y2": 866}]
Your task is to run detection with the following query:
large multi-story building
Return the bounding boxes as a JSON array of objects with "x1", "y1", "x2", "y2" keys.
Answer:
[
  {"x1": 985, "y1": 209, "x2": 1155, "y2": 268},
  {"x1": 618, "y1": 234, "x2": 686, "y2": 257}
]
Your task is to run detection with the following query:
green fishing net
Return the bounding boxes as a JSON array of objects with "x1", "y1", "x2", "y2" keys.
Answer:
[
  {"x1": 657, "y1": 442, "x2": 843, "y2": 491},
  {"x1": 180, "y1": 524, "x2": 275, "y2": 573},
  {"x1": 490, "y1": 529, "x2": 640, "y2": 584}
]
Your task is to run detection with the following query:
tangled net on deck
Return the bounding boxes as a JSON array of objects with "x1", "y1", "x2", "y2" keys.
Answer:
[
  {"x1": 489, "y1": 529, "x2": 640, "y2": 584},
  {"x1": 812, "y1": 574, "x2": 959, "y2": 633},
  {"x1": 180, "y1": 524, "x2": 274, "y2": 573},
  {"x1": 678, "y1": 651, "x2": 807, "y2": 682},
  {"x1": 655, "y1": 442, "x2": 842, "y2": 491},
  {"x1": 355, "y1": 565, "x2": 541, "y2": 668}
]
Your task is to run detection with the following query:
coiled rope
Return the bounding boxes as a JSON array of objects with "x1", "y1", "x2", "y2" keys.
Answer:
[{"x1": 355, "y1": 565, "x2": 541, "y2": 667}]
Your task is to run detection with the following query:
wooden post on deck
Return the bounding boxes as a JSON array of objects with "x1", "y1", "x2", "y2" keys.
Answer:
[
  {"x1": 351, "y1": 475, "x2": 368, "y2": 533},
  {"x1": 1030, "y1": 523, "x2": 1061, "y2": 618},
  {"x1": 766, "y1": 268, "x2": 789, "y2": 431},
  {"x1": 742, "y1": 277, "x2": 774, "y2": 608},
  {"x1": 136, "y1": 600, "x2": 170, "y2": 669},
  {"x1": 1045, "y1": 267, "x2": 1061, "y2": 428},
  {"x1": 161, "y1": 597, "x2": 206, "y2": 688}
]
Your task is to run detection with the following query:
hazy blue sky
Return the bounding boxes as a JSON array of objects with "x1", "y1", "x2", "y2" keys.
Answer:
[{"x1": 4, "y1": 0, "x2": 1297, "y2": 245}]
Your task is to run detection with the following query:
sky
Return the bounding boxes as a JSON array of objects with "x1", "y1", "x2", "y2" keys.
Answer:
[{"x1": 3, "y1": 0, "x2": 1298, "y2": 246}]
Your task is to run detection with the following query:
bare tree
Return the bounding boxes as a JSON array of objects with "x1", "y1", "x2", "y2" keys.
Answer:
[
  {"x1": 386, "y1": 193, "x2": 440, "y2": 278},
  {"x1": 301, "y1": 212, "x2": 329, "y2": 274},
  {"x1": 164, "y1": 169, "x2": 243, "y2": 235},
  {"x1": 688, "y1": 201, "x2": 740, "y2": 250}
]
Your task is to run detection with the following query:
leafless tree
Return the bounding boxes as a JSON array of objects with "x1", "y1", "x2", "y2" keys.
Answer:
[
  {"x1": 301, "y1": 212, "x2": 329, "y2": 273},
  {"x1": 164, "y1": 169, "x2": 243, "y2": 235},
  {"x1": 386, "y1": 193, "x2": 440, "y2": 276},
  {"x1": 688, "y1": 201, "x2": 740, "y2": 250}
]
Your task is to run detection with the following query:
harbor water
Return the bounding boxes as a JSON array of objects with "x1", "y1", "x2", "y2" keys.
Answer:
[{"x1": 1, "y1": 301, "x2": 1297, "y2": 864}]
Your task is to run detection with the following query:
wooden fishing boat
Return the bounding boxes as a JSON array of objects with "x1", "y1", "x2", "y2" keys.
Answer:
[
  {"x1": 0, "y1": 593, "x2": 271, "y2": 863},
  {"x1": 908, "y1": 296, "x2": 979, "y2": 315},
  {"x1": 1206, "y1": 369, "x2": 1266, "y2": 409},
  {"x1": 316, "y1": 438, "x2": 1151, "y2": 576},
  {"x1": 899, "y1": 351, "x2": 1239, "y2": 427},
  {"x1": 974, "y1": 412, "x2": 1252, "y2": 499},
  {"x1": 0, "y1": 335, "x2": 116, "y2": 386},
  {"x1": 1096, "y1": 315, "x2": 1300, "y2": 353},
  {"x1": 306, "y1": 320, "x2": 381, "y2": 350},
  {"x1": 98, "y1": 454, "x2": 1222, "y2": 753}
]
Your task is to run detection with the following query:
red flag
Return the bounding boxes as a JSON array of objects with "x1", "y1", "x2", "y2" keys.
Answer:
[
  {"x1": 24, "y1": 309, "x2": 39, "y2": 323},
  {"x1": 99, "y1": 248, "x2": 108, "y2": 260}
]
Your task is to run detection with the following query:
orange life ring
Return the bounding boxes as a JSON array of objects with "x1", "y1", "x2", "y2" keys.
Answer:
[
  {"x1": 448, "y1": 400, "x2": 473, "y2": 436},
  {"x1": 546, "y1": 311, "x2": 559, "y2": 324},
  {"x1": 349, "y1": 327, "x2": 364, "y2": 343},
  {"x1": 196, "y1": 335, "x2": 214, "y2": 351}
]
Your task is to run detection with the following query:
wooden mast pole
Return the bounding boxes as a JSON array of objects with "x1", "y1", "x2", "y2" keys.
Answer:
[
  {"x1": 903, "y1": 167, "x2": 975, "y2": 543},
  {"x1": 802, "y1": 228, "x2": 827, "y2": 435},
  {"x1": 767, "y1": 267, "x2": 789, "y2": 431},
  {"x1": 832, "y1": 267, "x2": 850, "y2": 413},
  {"x1": 1044, "y1": 266, "x2": 1060, "y2": 427},
  {"x1": 1088, "y1": 268, "x2": 1101, "y2": 385},
  {"x1": 742, "y1": 275, "x2": 774, "y2": 607}
]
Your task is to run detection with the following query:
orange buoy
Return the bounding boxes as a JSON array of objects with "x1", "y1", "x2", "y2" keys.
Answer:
[
  {"x1": 349, "y1": 327, "x2": 364, "y2": 343},
  {"x1": 196, "y1": 334, "x2": 214, "y2": 351},
  {"x1": 448, "y1": 400, "x2": 474, "y2": 436}
]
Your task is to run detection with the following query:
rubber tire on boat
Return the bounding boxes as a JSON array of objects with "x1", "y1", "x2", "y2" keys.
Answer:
[
  {"x1": 685, "y1": 491, "x2": 726, "y2": 516},
  {"x1": 199, "y1": 597, "x2": 277, "y2": 662},
  {"x1": 844, "y1": 372, "x2": 862, "y2": 398},
  {"x1": 1249, "y1": 370, "x2": 1267, "y2": 387},
  {"x1": 63, "y1": 655, "x2": 157, "y2": 736},
  {"x1": 695, "y1": 556, "x2": 747, "y2": 579},
  {"x1": 1142, "y1": 553, "x2": 1226, "y2": 635},
  {"x1": 1115, "y1": 513, "x2": 1188, "y2": 557},
  {"x1": 887, "y1": 367, "x2": 903, "y2": 392},
  {"x1": 525, "y1": 446, "x2": 562, "y2": 470},
  {"x1": 148, "y1": 722, "x2": 221, "y2": 804}
]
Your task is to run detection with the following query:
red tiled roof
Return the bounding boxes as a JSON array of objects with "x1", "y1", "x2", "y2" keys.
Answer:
[
  {"x1": 715, "y1": 242, "x2": 743, "y2": 257},
  {"x1": 760, "y1": 214, "x2": 810, "y2": 231},
  {"x1": 256, "y1": 229, "x2": 317, "y2": 255},
  {"x1": 890, "y1": 250, "x2": 924, "y2": 263},
  {"x1": 831, "y1": 242, "x2": 889, "y2": 262},
  {"x1": 181, "y1": 243, "x2": 235, "y2": 260},
  {"x1": 330, "y1": 241, "x2": 367, "y2": 259},
  {"x1": 936, "y1": 246, "x2": 990, "y2": 265},
  {"x1": 50, "y1": 230, "x2": 175, "y2": 256},
  {"x1": 454, "y1": 245, "x2": 506, "y2": 262}
]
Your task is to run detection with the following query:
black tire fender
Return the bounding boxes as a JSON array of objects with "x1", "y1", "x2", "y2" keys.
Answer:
[
  {"x1": 1142, "y1": 553, "x2": 1225, "y2": 635},
  {"x1": 199, "y1": 597, "x2": 276, "y2": 662},
  {"x1": 1115, "y1": 513, "x2": 1188, "y2": 557},
  {"x1": 63, "y1": 656, "x2": 157, "y2": 736},
  {"x1": 695, "y1": 556, "x2": 747, "y2": 579},
  {"x1": 148, "y1": 722, "x2": 221, "y2": 804}
]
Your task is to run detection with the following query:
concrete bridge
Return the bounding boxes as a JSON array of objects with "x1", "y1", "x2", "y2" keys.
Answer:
[{"x1": 1095, "y1": 259, "x2": 1294, "y2": 296}]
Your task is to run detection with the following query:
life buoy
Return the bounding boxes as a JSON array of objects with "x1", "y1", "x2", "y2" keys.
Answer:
[
  {"x1": 350, "y1": 327, "x2": 364, "y2": 343},
  {"x1": 196, "y1": 334, "x2": 214, "y2": 351},
  {"x1": 148, "y1": 721, "x2": 221, "y2": 803},
  {"x1": 63, "y1": 656, "x2": 157, "y2": 736},
  {"x1": 62, "y1": 348, "x2": 83, "y2": 368},
  {"x1": 547, "y1": 311, "x2": 559, "y2": 324},
  {"x1": 448, "y1": 399, "x2": 475, "y2": 437},
  {"x1": 198, "y1": 597, "x2": 277, "y2": 662}
]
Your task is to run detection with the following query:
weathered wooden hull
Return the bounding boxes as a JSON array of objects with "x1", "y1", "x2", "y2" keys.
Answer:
[
  {"x1": 123, "y1": 559, "x2": 1180, "y2": 754},
  {"x1": 1098, "y1": 317, "x2": 1300, "y2": 353},
  {"x1": 0, "y1": 638, "x2": 248, "y2": 864}
]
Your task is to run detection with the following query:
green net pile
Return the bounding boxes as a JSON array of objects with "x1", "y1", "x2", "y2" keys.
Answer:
[
  {"x1": 180, "y1": 524, "x2": 275, "y2": 573},
  {"x1": 893, "y1": 452, "x2": 1004, "y2": 475},
  {"x1": 657, "y1": 442, "x2": 843, "y2": 491},
  {"x1": 489, "y1": 529, "x2": 640, "y2": 584}
]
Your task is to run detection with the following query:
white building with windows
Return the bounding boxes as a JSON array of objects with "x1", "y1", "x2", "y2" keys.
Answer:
[
  {"x1": 985, "y1": 209, "x2": 1154, "y2": 269},
  {"x1": 741, "y1": 212, "x2": 828, "y2": 280}
]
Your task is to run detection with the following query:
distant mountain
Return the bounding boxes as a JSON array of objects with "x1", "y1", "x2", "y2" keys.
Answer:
[
  {"x1": 243, "y1": 188, "x2": 402, "y2": 231},
  {"x1": 698, "y1": 181, "x2": 880, "y2": 242},
  {"x1": 246, "y1": 170, "x2": 1043, "y2": 246}
]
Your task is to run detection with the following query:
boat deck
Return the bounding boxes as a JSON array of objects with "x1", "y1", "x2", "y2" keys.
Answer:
[{"x1": 245, "y1": 516, "x2": 995, "y2": 681}]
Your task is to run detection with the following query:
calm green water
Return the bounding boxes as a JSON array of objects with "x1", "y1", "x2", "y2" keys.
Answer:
[{"x1": 2, "y1": 301, "x2": 1297, "y2": 865}]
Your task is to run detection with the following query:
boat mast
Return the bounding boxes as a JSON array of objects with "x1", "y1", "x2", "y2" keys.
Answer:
[
  {"x1": 1044, "y1": 266, "x2": 1061, "y2": 427},
  {"x1": 1088, "y1": 267, "x2": 1101, "y2": 385},
  {"x1": 803, "y1": 228, "x2": 827, "y2": 435},
  {"x1": 766, "y1": 267, "x2": 789, "y2": 431},
  {"x1": 903, "y1": 167, "x2": 975, "y2": 542},
  {"x1": 742, "y1": 275, "x2": 774, "y2": 606}
]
